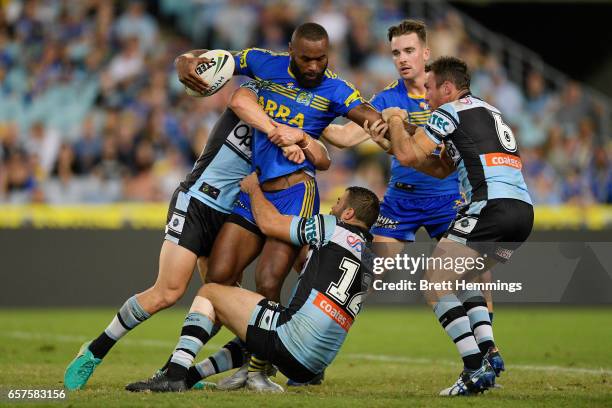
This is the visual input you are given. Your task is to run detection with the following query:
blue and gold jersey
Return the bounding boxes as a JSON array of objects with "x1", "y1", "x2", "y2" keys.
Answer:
[
  {"x1": 234, "y1": 48, "x2": 365, "y2": 183},
  {"x1": 371, "y1": 79, "x2": 459, "y2": 198}
]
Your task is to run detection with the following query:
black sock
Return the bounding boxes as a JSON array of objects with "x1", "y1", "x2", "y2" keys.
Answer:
[
  {"x1": 186, "y1": 366, "x2": 203, "y2": 388},
  {"x1": 166, "y1": 362, "x2": 188, "y2": 381},
  {"x1": 88, "y1": 332, "x2": 116, "y2": 359}
]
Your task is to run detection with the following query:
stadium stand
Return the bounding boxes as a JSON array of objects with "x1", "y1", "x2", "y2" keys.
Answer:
[{"x1": 0, "y1": 0, "x2": 610, "y2": 226}]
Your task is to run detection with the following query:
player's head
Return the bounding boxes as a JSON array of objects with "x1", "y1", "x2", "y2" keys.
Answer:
[
  {"x1": 425, "y1": 56, "x2": 471, "y2": 110},
  {"x1": 331, "y1": 187, "x2": 380, "y2": 229},
  {"x1": 289, "y1": 22, "x2": 329, "y2": 88},
  {"x1": 387, "y1": 19, "x2": 430, "y2": 82}
]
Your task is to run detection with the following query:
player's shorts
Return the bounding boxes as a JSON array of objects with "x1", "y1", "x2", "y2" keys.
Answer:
[
  {"x1": 164, "y1": 187, "x2": 228, "y2": 257},
  {"x1": 230, "y1": 179, "x2": 319, "y2": 236},
  {"x1": 444, "y1": 198, "x2": 534, "y2": 262},
  {"x1": 371, "y1": 193, "x2": 463, "y2": 241},
  {"x1": 246, "y1": 299, "x2": 318, "y2": 383}
]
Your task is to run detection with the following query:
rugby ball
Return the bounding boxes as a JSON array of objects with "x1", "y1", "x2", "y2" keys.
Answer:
[{"x1": 185, "y1": 49, "x2": 235, "y2": 97}]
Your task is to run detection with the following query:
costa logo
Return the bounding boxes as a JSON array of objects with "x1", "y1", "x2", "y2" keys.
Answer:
[
  {"x1": 483, "y1": 153, "x2": 523, "y2": 169},
  {"x1": 346, "y1": 235, "x2": 364, "y2": 252}
]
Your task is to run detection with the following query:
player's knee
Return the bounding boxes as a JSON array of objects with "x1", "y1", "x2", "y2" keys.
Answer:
[
  {"x1": 205, "y1": 262, "x2": 238, "y2": 285},
  {"x1": 255, "y1": 275, "x2": 282, "y2": 300},
  {"x1": 151, "y1": 285, "x2": 186, "y2": 310}
]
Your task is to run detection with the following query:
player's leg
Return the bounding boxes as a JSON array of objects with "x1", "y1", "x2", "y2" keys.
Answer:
[
  {"x1": 422, "y1": 238, "x2": 497, "y2": 396},
  {"x1": 64, "y1": 240, "x2": 198, "y2": 390},
  {"x1": 245, "y1": 180, "x2": 317, "y2": 391},
  {"x1": 254, "y1": 238, "x2": 300, "y2": 301},
  {"x1": 197, "y1": 256, "x2": 208, "y2": 283},
  {"x1": 157, "y1": 220, "x2": 264, "y2": 387},
  {"x1": 205, "y1": 218, "x2": 264, "y2": 285},
  {"x1": 423, "y1": 195, "x2": 501, "y2": 377},
  {"x1": 479, "y1": 269, "x2": 494, "y2": 322},
  {"x1": 128, "y1": 284, "x2": 264, "y2": 392},
  {"x1": 242, "y1": 238, "x2": 300, "y2": 391}
]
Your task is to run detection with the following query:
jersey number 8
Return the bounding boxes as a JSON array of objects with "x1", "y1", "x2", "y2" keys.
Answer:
[{"x1": 491, "y1": 111, "x2": 517, "y2": 152}]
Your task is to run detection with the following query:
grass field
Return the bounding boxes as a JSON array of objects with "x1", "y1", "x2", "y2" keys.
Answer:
[{"x1": 0, "y1": 306, "x2": 610, "y2": 407}]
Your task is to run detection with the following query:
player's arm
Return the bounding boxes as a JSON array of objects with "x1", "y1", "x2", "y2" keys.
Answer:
[
  {"x1": 241, "y1": 172, "x2": 335, "y2": 246},
  {"x1": 298, "y1": 134, "x2": 331, "y2": 171},
  {"x1": 229, "y1": 86, "x2": 275, "y2": 134},
  {"x1": 383, "y1": 108, "x2": 455, "y2": 178},
  {"x1": 411, "y1": 146, "x2": 456, "y2": 179},
  {"x1": 321, "y1": 122, "x2": 370, "y2": 148},
  {"x1": 239, "y1": 172, "x2": 295, "y2": 242},
  {"x1": 229, "y1": 86, "x2": 311, "y2": 166},
  {"x1": 345, "y1": 103, "x2": 393, "y2": 152},
  {"x1": 267, "y1": 125, "x2": 331, "y2": 170}
]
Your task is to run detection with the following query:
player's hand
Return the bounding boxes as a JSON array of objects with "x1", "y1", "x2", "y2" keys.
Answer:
[
  {"x1": 240, "y1": 172, "x2": 260, "y2": 194},
  {"x1": 282, "y1": 145, "x2": 305, "y2": 164},
  {"x1": 381, "y1": 107, "x2": 408, "y2": 122},
  {"x1": 363, "y1": 119, "x2": 388, "y2": 143},
  {"x1": 175, "y1": 52, "x2": 211, "y2": 94},
  {"x1": 268, "y1": 122, "x2": 306, "y2": 147}
]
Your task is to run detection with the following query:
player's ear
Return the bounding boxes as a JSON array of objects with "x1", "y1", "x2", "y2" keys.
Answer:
[
  {"x1": 342, "y1": 207, "x2": 356, "y2": 222},
  {"x1": 423, "y1": 46, "x2": 431, "y2": 61}
]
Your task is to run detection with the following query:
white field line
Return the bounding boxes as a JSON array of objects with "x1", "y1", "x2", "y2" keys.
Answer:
[
  {"x1": 3, "y1": 330, "x2": 611, "y2": 376},
  {"x1": 341, "y1": 353, "x2": 612, "y2": 376},
  {"x1": 2, "y1": 330, "x2": 222, "y2": 351}
]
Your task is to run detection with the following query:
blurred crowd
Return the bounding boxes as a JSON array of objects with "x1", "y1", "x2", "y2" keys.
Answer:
[{"x1": 0, "y1": 0, "x2": 610, "y2": 205}]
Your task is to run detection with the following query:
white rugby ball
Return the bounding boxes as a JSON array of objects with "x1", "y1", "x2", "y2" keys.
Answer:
[{"x1": 185, "y1": 49, "x2": 235, "y2": 97}]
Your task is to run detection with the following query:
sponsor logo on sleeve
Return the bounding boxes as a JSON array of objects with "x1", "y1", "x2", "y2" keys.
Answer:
[{"x1": 428, "y1": 112, "x2": 454, "y2": 134}]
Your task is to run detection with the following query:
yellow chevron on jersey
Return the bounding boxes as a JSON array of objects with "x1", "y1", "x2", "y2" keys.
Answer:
[{"x1": 232, "y1": 47, "x2": 365, "y2": 183}]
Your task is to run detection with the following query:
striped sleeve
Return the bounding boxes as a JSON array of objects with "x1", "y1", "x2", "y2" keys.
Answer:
[
  {"x1": 424, "y1": 103, "x2": 460, "y2": 144},
  {"x1": 289, "y1": 214, "x2": 337, "y2": 247}
]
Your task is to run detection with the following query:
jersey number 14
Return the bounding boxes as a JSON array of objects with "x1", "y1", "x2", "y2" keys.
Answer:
[{"x1": 327, "y1": 257, "x2": 364, "y2": 317}]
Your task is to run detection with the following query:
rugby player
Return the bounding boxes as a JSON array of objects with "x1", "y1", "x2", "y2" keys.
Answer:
[
  {"x1": 324, "y1": 20, "x2": 462, "y2": 245},
  {"x1": 319, "y1": 19, "x2": 498, "y2": 382},
  {"x1": 124, "y1": 172, "x2": 379, "y2": 393},
  {"x1": 63, "y1": 82, "x2": 332, "y2": 391},
  {"x1": 376, "y1": 56, "x2": 533, "y2": 396},
  {"x1": 172, "y1": 22, "x2": 389, "y2": 391}
]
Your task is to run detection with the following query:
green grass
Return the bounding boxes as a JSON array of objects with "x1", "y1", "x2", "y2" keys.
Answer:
[{"x1": 0, "y1": 306, "x2": 610, "y2": 407}]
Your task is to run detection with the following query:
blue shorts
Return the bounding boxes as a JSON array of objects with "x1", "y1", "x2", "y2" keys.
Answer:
[
  {"x1": 371, "y1": 193, "x2": 463, "y2": 241},
  {"x1": 232, "y1": 179, "x2": 319, "y2": 227}
]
